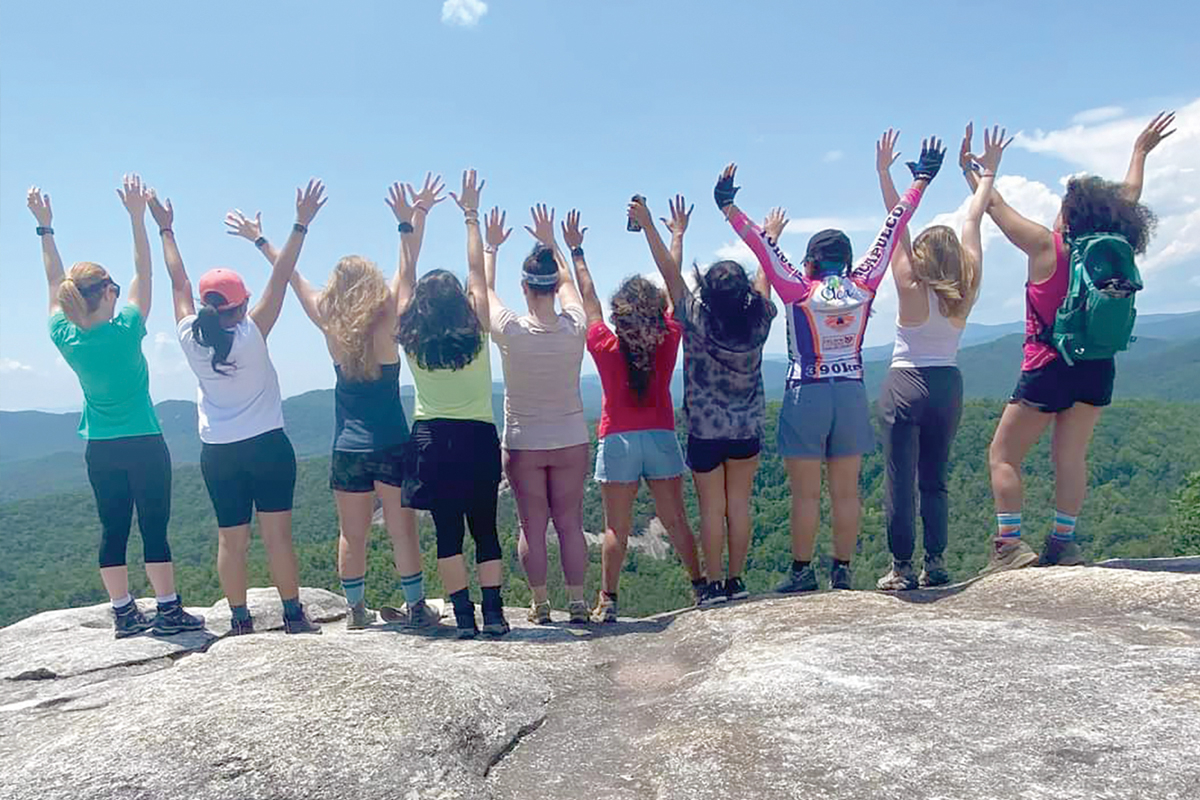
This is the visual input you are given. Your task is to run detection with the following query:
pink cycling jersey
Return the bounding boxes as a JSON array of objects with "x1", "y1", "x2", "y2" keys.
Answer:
[{"x1": 728, "y1": 184, "x2": 925, "y2": 384}]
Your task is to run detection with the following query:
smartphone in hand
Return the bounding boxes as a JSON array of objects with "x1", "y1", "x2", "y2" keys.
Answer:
[{"x1": 627, "y1": 195, "x2": 646, "y2": 232}]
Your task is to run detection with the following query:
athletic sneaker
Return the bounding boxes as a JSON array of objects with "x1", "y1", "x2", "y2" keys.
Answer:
[
  {"x1": 528, "y1": 600, "x2": 552, "y2": 625},
  {"x1": 112, "y1": 603, "x2": 152, "y2": 639},
  {"x1": 691, "y1": 581, "x2": 707, "y2": 607},
  {"x1": 151, "y1": 601, "x2": 206, "y2": 637},
  {"x1": 568, "y1": 600, "x2": 590, "y2": 624},
  {"x1": 1038, "y1": 538, "x2": 1087, "y2": 567},
  {"x1": 829, "y1": 562, "x2": 853, "y2": 591},
  {"x1": 919, "y1": 553, "x2": 951, "y2": 588},
  {"x1": 775, "y1": 565, "x2": 818, "y2": 594},
  {"x1": 591, "y1": 593, "x2": 618, "y2": 624},
  {"x1": 406, "y1": 600, "x2": 442, "y2": 629},
  {"x1": 482, "y1": 609, "x2": 511, "y2": 637},
  {"x1": 346, "y1": 601, "x2": 377, "y2": 630},
  {"x1": 228, "y1": 615, "x2": 255, "y2": 636},
  {"x1": 876, "y1": 560, "x2": 917, "y2": 591},
  {"x1": 978, "y1": 538, "x2": 1038, "y2": 576},
  {"x1": 725, "y1": 576, "x2": 749, "y2": 601},
  {"x1": 699, "y1": 580, "x2": 728, "y2": 607},
  {"x1": 283, "y1": 610, "x2": 322, "y2": 635}
]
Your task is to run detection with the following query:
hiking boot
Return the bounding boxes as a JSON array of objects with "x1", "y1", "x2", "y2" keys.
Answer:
[
  {"x1": 453, "y1": 602, "x2": 478, "y2": 640},
  {"x1": 591, "y1": 593, "x2": 618, "y2": 624},
  {"x1": 1038, "y1": 537, "x2": 1088, "y2": 567},
  {"x1": 482, "y1": 609, "x2": 511, "y2": 637},
  {"x1": 112, "y1": 602, "x2": 152, "y2": 639},
  {"x1": 919, "y1": 553, "x2": 951, "y2": 588},
  {"x1": 228, "y1": 615, "x2": 255, "y2": 636},
  {"x1": 876, "y1": 560, "x2": 918, "y2": 591},
  {"x1": 346, "y1": 601, "x2": 377, "y2": 630},
  {"x1": 978, "y1": 538, "x2": 1038, "y2": 576},
  {"x1": 775, "y1": 565, "x2": 818, "y2": 594},
  {"x1": 527, "y1": 600, "x2": 552, "y2": 625},
  {"x1": 406, "y1": 599, "x2": 442, "y2": 629},
  {"x1": 151, "y1": 601, "x2": 206, "y2": 637},
  {"x1": 725, "y1": 576, "x2": 749, "y2": 601},
  {"x1": 283, "y1": 609, "x2": 322, "y2": 635},
  {"x1": 830, "y1": 562, "x2": 853, "y2": 591},
  {"x1": 691, "y1": 581, "x2": 707, "y2": 607},
  {"x1": 699, "y1": 580, "x2": 728, "y2": 607},
  {"x1": 568, "y1": 600, "x2": 590, "y2": 624}
]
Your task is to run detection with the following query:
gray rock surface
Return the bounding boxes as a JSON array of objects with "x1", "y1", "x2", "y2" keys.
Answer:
[{"x1": 2, "y1": 568, "x2": 1198, "y2": 799}]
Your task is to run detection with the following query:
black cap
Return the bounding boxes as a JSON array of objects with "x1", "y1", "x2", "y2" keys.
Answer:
[{"x1": 805, "y1": 229, "x2": 853, "y2": 265}]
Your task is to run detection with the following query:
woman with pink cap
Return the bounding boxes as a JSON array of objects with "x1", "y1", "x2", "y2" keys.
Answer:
[{"x1": 150, "y1": 179, "x2": 326, "y2": 635}]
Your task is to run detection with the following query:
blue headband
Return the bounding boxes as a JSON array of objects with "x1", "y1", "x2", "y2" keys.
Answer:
[{"x1": 522, "y1": 270, "x2": 559, "y2": 287}]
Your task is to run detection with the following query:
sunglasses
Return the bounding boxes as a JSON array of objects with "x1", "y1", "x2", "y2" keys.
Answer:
[{"x1": 82, "y1": 278, "x2": 121, "y2": 300}]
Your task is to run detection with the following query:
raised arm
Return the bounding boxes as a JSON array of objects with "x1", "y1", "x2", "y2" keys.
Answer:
[
  {"x1": 716, "y1": 163, "x2": 810, "y2": 304},
  {"x1": 395, "y1": 172, "x2": 444, "y2": 314},
  {"x1": 118, "y1": 174, "x2": 153, "y2": 319},
  {"x1": 875, "y1": 128, "x2": 917, "y2": 291},
  {"x1": 485, "y1": 206, "x2": 513, "y2": 317},
  {"x1": 248, "y1": 179, "x2": 326, "y2": 338},
  {"x1": 148, "y1": 190, "x2": 195, "y2": 323},
  {"x1": 567, "y1": 212, "x2": 604, "y2": 326},
  {"x1": 630, "y1": 196, "x2": 685, "y2": 307},
  {"x1": 960, "y1": 125, "x2": 1011, "y2": 290},
  {"x1": 224, "y1": 208, "x2": 318, "y2": 325},
  {"x1": 27, "y1": 187, "x2": 64, "y2": 314},
  {"x1": 555, "y1": 209, "x2": 587, "y2": 312},
  {"x1": 1123, "y1": 111, "x2": 1175, "y2": 203},
  {"x1": 958, "y1": 123, "x2": 1054, "y2": 260},
  {"x1": 449, "y1": 169, "x2": 488, "y2": 329},
  {"x1": 758, "y1": 207, "x2": 789, "y2": 301}
]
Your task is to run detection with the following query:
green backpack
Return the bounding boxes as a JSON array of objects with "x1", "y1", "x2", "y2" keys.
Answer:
[{"x1": 1039, "y1": 233, "x2": 1143, "y2": 365}]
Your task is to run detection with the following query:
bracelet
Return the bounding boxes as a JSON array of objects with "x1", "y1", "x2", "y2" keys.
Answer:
[
  {"x1": 398, "y1": 221, "x2": 414, "y2": 234},
  {"x1": 484, "y1": 245, "x2": 498, "y2": 255},
  {"x1": 293, "y1": 222, "x2": 308, "y2": 235},
  {"x1": 979, "y1": 172, "x2": 996, "y2": 178},
  {"x1": 414, "y1": 205, "x2": 429, "y2": 215},
  {"x1": 254, "y1": 236, "x2": 268, "y2": 249},
  {"x1": 571, "y1": 246, "x2": 585, "y2": 258},
  {"x1": 36, "y1": 226, "x2": 54, "y2": 236},
  {"x1": 159, "y1": 228, "x2": 174, "y2": 236}
]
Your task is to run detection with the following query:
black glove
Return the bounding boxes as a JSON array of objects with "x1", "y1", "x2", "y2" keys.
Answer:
[
  {"x1": 714, "y1": 172, "x2": 740, "y2": 210},
  {"x1": 906, "y1": 139, "x2": 946, "y2": 182}
]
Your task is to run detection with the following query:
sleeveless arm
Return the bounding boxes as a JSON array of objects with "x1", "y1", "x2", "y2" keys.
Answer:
[
  {"x1": 852, "y1": 182, "x2": 926, "y2": 291},
  {"x1": 724, "y1": 205, "x2": 810, "y2": 304}
]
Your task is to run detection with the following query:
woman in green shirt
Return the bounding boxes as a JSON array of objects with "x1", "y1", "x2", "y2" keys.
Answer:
[{"x1": 28, "y1": 175, "x2": 204, "y2": 639}]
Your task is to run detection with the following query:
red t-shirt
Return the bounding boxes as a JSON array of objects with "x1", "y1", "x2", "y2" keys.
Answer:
[{"x1": 587, "y1": 314, "x2": 682, "y2": 438}]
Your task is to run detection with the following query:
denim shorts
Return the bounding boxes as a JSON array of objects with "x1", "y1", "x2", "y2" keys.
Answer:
[
  {"x1": 594, "y1": 429, "x2": 685, "y2": 483},
  {"x1": 777, "y1": 379, "x2": 874, "y2": 459}
]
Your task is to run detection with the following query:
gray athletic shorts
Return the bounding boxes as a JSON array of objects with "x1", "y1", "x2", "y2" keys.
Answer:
[{"x1": 777, "y1": 379, "x2": 875, "y2": 459}]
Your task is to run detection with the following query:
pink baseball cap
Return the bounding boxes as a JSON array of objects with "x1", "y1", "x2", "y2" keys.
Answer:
[{"x1": 197, "y1": 268, "x2": 251, "y2": 310}]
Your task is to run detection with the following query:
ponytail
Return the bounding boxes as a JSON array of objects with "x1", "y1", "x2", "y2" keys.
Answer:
[
  {"x1": 912, "y1": 226, "x2": 980, "y2": 319},
  {"x1": 193, "y1": 292, "x2": 237, "y2": 375},
  {"x1": 57, "y1": 262, "x2": 110, "y2": 326}
]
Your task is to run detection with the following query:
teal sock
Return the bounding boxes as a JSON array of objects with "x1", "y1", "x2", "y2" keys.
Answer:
[
  {"x1": 230, "y1": 605, "x2": 250, "y2": 622},
  {"x1": 1051, "y1": 511, "x2": 1078, "y2": 542},
  {"x1": 400, "y1": 572, "x2": 425, "y2": 606},
  {"x1": 281, "y1": 597, "x2": 303, "y2": 619},
  {"x1": 342, "y1": 575, "x2": 366, "y2": 607},
  {"x1": 996, "y1": 512, "x2": 1021, "y2": 539}
]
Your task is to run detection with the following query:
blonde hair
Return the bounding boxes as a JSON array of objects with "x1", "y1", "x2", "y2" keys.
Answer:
[
  {"x1": 57, "y1": 262, "x2": 111, "y2": 326},
  {"x1": 317, "y1": 255, "x2": 391, "y2": 381},
  {"x1": 911, "y1": 226, "x2": 979, "y2": 319}
]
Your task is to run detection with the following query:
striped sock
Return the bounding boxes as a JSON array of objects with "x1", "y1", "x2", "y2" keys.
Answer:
[
  {"x1": 996, "y1": 512, "x2": 1022, "y2": 539},
  {"x1": 1051, "y1": 511, "x2": 1078, "y2": 543},
  {"x1": 342, "y1": 575, "x2": 366, "y2": 607},
  {"x1": 400, "y1": 572, "x2": 425, "y2": 606}
]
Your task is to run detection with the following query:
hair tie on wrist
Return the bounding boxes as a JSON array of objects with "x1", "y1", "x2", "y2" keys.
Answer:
[
  {"x1": 570, "y1": 246, "x2": 585, "y2": 258},
  {"x1": 414, "y1": 205, "x2": 428, "y2": 214},
  {"x1": 159, "y1": 228, "x2": 173, "y2": 236},
  {"x1": 484, "y1": 245, "x2": 498, "y2": 254},
  {"x1": 254, "y1": 236, "x2": 268, "y2": 249},
  {"x1": 36, "y1": 226, "x2": 54, "y2": 236},
  {"x1": 293, "y1": 222, "x2": 308, "y2": 235},
  {"x1": 398, "y1": 221, "x2": 414, "y2": 234}
]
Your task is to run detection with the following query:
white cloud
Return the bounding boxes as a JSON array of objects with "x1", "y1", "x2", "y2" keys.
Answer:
[
  {"x1": 1071, "y1": 106, "x2": 1125, "y2": 125},
  {"x1": 0, "y1": 357, "x2": 32, "y2": 374},
  {"x1": 784, "y1": 215, "x2": 880, "y2": 235},
  {"x1": 823, "y1": 150, "x2": 844, "y2": 163},
  {"x1": 442, "y1": 0, "x2": 487, "y2": 26},
  {"x1": 927, "y1": 174, "x2": 1062, "y2": 252}
]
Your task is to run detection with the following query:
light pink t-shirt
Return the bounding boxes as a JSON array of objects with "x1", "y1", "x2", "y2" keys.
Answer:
[{"x1": 491, "y1": 303, "x2": 589, "y2": 450}]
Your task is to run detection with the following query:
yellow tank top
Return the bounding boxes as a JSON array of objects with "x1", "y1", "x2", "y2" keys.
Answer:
[{"x1": 407, "y1": 336, "x2": 494, "y2": 423}]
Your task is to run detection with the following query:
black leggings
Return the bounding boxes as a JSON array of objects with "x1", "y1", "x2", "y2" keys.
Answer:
[
  {"x1": 85, "y1": 434, "x2": 173, "y2": 568},
  {"x1": 432, "y1": 490, "x2": 503, "y2": 563},
  {"x1": 879, "y1": 367, "x2": 963, "y2": 562}
]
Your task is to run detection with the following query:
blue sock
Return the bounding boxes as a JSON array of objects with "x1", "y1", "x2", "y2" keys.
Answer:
[
  {"x1": 400, "y1": 572, "x2": 425, "y2": 606},
  {"x1": 230, "y1": 605, "x2": 251, "y2": 622},
  {"x1": 996, "y1": 512, "x2": 1021, "y2": 539},
  {"x1": 1051, "y1": 511, "x2": 1078, "y2": 543},
  {"x1": 342, "y1": 575, "x2": 366, "y2": 607},
  {"x1": 281, "y1": 597, "x2": 303, "y2": 620}
]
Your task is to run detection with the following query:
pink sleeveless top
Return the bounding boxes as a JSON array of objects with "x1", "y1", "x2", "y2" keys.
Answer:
[{"x1": 1022, "y1": 232, "x2": 1069, "y2": 372}]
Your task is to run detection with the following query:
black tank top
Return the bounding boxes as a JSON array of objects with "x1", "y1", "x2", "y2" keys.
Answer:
[{"x1": 333, "y1": 362, "x2": 409, "y2": 452}]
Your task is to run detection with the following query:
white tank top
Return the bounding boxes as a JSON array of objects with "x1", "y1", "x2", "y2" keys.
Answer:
[{"x1": 890, "y1": 287, "x2": 965, "y2": 369}]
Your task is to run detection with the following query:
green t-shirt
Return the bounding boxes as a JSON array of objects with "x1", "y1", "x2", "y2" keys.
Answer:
[
  {"x1": 49, "y1": 305, "x2": 162, "y2": 440},
  {"x1": 407, "y1": 335, "x2": 495, "y2": 424}
]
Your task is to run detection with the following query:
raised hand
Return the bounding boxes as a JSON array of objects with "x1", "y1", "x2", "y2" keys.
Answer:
[
  {"x1": 661, "y1": 194, "x2": 693, "y2": 237},
  {"x1": 406, "y1": 172, "x2": 446, "y2": 214},
  {"x1": 524, "y1": 204, "x2": 556, "y2": 246},
  {"x1": 714, "y1": 163, "x2": 740, "y2": 210},
  {"x1": 906, "y1": 138, "x2": 946, "y2": 182},
  {"x1": 148, "y1": 190, "x2": 174, "y2": 230},
  {"x1": 27, "y1": 186, "x2": 52, "y2": 227},
  {"x1": 561, "y1": 209, "x2": 587, "y2": 250},
  {"x1": 386, "y1": 182, "x2": 416, "y2": 224},
  {"x1": 224, "y1": 209, "x2": 264, "y2": 241},
  {"x1": 764, "y1": 207, "x2": 789, "y2": 241},
  {"x1": 449, "y1": 169, "x2": 484, "y2": 214},
  {"x1": 486, "y1": 207, "x2": 512, "y2": 249},
  {"x1": 959, "y1": 122, "x2": 977, "y2": 173},
  {"x1": 295, "y1": 178, "x2": 327, "y2": 226},
  {"x1": 976, "y1": 125, "x2": 1012, "y2": 174},
  {"x1": 627, "y1": 196, "x2": 653, "y2": 231},
  {"x1": 876, "y1": 129, "x2": 901, "y2": 173},
  {"x1": 1134, "y1": 111, "x2": 1176, "y2": 156},
  {"x1": 117, "y1": 173, "x2": 150, "y2": 217}
]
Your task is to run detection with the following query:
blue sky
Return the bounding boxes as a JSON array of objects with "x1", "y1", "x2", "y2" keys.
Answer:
[{"x1": 1, "y1": 0, "x2": 1197, "y2": 410}]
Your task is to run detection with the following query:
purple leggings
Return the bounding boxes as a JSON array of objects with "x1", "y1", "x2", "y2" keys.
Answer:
[{"x1": 503, "y1": 443, "x2": 590, "y2": 587}]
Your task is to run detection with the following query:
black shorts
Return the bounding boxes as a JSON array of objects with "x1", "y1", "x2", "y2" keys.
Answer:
[
  {"x1": 686, "y1": 435, "x2": 762, "y2": 474},
  {"x1": 402, "y1": 419, "x2": 501, "y2": 510},
  {"x1": 330, "y1": 443, "x2": 408, "y2": 493},
  {"x1": 1010, "y1": 356, "x2": 1116, "y2": 414},
  {"x1": 200, "y1": 428, "x2": 297, "y2": 528}
]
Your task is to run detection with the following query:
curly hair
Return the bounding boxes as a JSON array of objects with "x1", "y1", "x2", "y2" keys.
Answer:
[
  {"x1": 522, "y1": 245, "x2": 559, "y2": 297},
  {"x1": 318, "y1": 255, "x2": 391, "y2": 381},
  {"x1": 1061, "y1": 175, "x2": 1158, "y2": 255},
  {"x1": 610, "y1": 275, "x2": 669, "y2": 403},
  {"x1": 693, "y1": 260, "x2": 771, "y2": 346},
  {"x1": 396, "y1": 269, "x2": 483, "y2": 372},
  {"x1": 911, "y1": 225, "x2": 980, "y2": 319}
]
